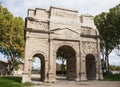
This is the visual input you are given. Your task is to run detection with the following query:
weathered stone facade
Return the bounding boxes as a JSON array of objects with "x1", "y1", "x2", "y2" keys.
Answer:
[{"x1": 22, "y1": 6, "x2": 103, "y2": 83}]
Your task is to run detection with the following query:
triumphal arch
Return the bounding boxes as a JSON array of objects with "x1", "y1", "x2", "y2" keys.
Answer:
[{"x1": 22, "y1": 6, "x2": 103, "y2": 83}]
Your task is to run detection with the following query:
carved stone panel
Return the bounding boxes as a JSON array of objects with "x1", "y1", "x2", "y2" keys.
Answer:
[
  {"x1": 82, "y1": 41, "x2": 97, "y2": 55},
  {"x1": 51, "y1": 8, "x2": 77, "y2": 19},
  {"x1": 28, "y1": 21, "x2": 48, "y2": 30},
  {"x1": 81, "y1": 27, "x2": 96, "y2": 35}
]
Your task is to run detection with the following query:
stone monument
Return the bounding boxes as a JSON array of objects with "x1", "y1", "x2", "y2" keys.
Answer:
[{"x1": 22, "y1": 6, "x2": 103, "y2": 83}]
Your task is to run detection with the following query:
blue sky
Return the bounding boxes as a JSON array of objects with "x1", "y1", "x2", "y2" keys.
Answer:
[{"x1": 0, "y1": 0, "x2": 120, "y2": 65}]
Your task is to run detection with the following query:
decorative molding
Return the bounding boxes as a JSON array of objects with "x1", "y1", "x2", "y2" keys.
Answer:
[
  {"x1": 80, "y1": 34, "x2": 99, "y2": 38},
  {"x1": 50, "y1": 6, "x2": 78, "y2": 13},
  {"x1": 26, "y1": 28, "x2": 53, "y2": 34},
  {"x1": 26, "y1": 17, "x2": 49, "y2": 23},
  {"x1": 52, "y1": 38, "x2": 79, "y2": 42}
]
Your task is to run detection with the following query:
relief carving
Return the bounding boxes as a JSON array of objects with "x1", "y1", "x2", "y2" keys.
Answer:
[
  {"x1": 53, "y1": 10, "x2": 76, "y2": 18},
  {"x1": 31, "y1": 21, "x2": 48, "y2": 30},
  {"x1": 38, "y1": 22, "x2": 48, "y2": 30},
  {"x1": 82, "y1": 41, "x2": 97, "y2": 55},
  {"x1": 81, "y1": 27, "x2": 96, "y2": 35},
  {"x1": 81, "y1": 27, "x2": 91, "y2": 35}
]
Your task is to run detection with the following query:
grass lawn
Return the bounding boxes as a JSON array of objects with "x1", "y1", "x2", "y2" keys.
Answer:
[
  {"x1": 103, "y1": 74, "x2": 120, "y2": 81},
  {"x1": 0, "y1": 76, "x2": 32, "y2": 87},
  {"x1": 0, "y1": 76, "x2": 22, "y2": 87}
]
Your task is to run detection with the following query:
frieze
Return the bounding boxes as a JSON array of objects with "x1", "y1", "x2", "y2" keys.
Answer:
[{"x1": 52, "y1": 9, "x2": 77, "y2": 18}]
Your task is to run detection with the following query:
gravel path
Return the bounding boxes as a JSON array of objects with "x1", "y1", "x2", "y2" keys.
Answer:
[
  {"x1": 32, "y1": 80, "x2": 120, "y2": 87},
  {"x1": 30, "y1": 76, "x2": 120, "y2": 87}
]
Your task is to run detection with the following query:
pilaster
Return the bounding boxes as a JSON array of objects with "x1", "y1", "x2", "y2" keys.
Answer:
[
  {"x1": 97, "y1": 38, "x2": 103, "y2": 79},
  {"x1": 79, "y1": 41, "x2": 87, "y2": 81},
  {"x1": 48, "y1": 38, "x2": 56, "y2": 82}
]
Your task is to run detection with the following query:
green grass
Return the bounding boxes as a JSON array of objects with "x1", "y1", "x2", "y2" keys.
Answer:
[
  {"x1": 103, "y1": 74, "x2": 120, "y2": 81},
  {"x1": 0, "y1": 76, "x2": 22, "y2": 87},
  {"x1": 0, "y1": 76, "x2": 32, "y2": 87}
]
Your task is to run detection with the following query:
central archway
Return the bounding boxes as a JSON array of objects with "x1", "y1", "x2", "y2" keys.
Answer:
[{"x1": 56, "y1": 45, "x2": 77, "y2": 80}]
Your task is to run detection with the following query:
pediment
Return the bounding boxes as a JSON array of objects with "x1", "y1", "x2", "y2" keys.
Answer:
[
  {"x1": 50, "y1": 27, "x2": 80, "y2": 39},
  {"x1": 50, "y1": 27, "x2": 80, "y2": 34}
]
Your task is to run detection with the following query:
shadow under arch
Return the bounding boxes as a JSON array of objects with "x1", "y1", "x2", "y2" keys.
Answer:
[
  {"x1": 31, "y1": 53, "x2": 45, "y2": 81},
  {"x1": 86, "y1": 54, "x2": 96, "y2": 80},
  {"x1": 56, "y1": 45, "x2": 77, "y2": 80}
]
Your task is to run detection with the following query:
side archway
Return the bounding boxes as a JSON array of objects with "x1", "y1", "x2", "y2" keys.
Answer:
[
  {"x1": 86, "y1": 54, "x2": 96, "y2": 80},
  {"x1": 31, "y1": 53, "x2": 45, "y2": 81}
]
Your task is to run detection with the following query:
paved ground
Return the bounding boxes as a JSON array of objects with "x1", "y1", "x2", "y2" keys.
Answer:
[
  {"x1": 31, "y1": 76, "x2": 120, "y2": 87},
  {"x1": 32, "y1": 80, "x2": 120, "y2": 87}
]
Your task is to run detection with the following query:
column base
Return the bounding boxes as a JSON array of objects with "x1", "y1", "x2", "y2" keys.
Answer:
[
  {"x1": 22, "y1": 73, "x2": 31, "y2": 83},
  {"x1": 80, "y1": 74, "x2": 87, "y2": 81},
  {"x1": 75, "y1": 77, "x2": 80, "y2": 81}
]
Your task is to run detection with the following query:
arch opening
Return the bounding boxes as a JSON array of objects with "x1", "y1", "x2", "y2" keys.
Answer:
[
  {"x1": 56, "y1": 45, "x2": 77, "y2": 80},
  {"x1": 31, "y1": 53, "x2": 45, "y2": 81},
  {"x1": 86, "y1": 54, "x2": 96, "y2": 80}
]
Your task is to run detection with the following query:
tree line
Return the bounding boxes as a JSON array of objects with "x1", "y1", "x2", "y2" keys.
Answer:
[{"x1": 109, "y1": 65, "x2": 120, "y2": 71}]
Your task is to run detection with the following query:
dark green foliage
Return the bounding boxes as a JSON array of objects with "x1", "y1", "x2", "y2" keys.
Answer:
[
  {"x1": 0, "y1": 76, "x2": 22, "y2": 87},
  {"x1": 0, "y1": 76, "x2": 22, "y2": 83},
  {"x1": 104, "y1": 74, "x2": 120, "y2": 81},
  {"x1": 109, "y1": 65, "x2": 120, "y2": 70}
]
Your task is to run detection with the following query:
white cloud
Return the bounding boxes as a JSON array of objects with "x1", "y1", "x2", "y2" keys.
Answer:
[
  {"x1": 0, "y1": 53, "x2": 7, "y2": 61},
  {"x1": 1, "y1": 0, "x2": 120, "y2": 18},
  {"x1": 109, "y1": 50, "x2": 120, "y2": 66}
]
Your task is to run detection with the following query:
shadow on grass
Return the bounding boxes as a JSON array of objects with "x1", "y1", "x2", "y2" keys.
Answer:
[
  {"x1": 103, "y1": 74, "x2": 120, "y2": 81},
  {"x1": 0, "y1": 76, "x2": 22, "y2": 87},
  {"x1": 0, "y1": 76, "x2": 33, "y2": 87},
  {"x1": 0, "y1": 76, "x2": 22, "y2": 83}
]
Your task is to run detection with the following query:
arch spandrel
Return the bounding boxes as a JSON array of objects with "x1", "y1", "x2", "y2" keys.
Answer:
[{"x1": 53, "y1": 41, "x2": 79, "y2": 55}]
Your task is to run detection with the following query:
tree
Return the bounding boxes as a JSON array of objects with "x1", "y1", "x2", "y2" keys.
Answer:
[
  {"x1": 0, "y1": 4, "x2": 24, "y2": 75},
  {"x1": 109, "y1": 65, "x2": 120, "y2": 71},
  {"x1": 109, "y1": 4, "x2": 120, "y2": 57},
  {"x1": 57, "y1": 50, "x2": 66, "y2": 75},
  {"x1": 95, "y1": 4, "x2": 120, "y2": 73},
  {"x1": 94, "y1": 11, "x2": 119, "y2": 73}
]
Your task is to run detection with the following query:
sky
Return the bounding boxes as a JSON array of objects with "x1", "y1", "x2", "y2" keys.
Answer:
[
  {"x1": 1, "y1": 0, "x2": 120, "y2": 18},
  {"x1": 0, "y1": 0, "x2": 120, "y2": 66}
]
